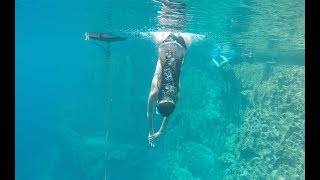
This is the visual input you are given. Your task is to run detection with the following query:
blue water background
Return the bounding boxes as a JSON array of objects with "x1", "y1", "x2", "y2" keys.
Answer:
[{"x1": 16, "y1": 0, "x2": 304, "y2": 179}]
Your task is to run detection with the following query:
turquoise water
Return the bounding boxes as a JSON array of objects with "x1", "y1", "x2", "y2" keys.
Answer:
[{"x1": 16, "y1": 0, "x2": 305, "y2": 179}]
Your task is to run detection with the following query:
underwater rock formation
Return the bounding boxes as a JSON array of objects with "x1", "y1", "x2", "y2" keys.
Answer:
[
  {"x1": 145, "y1": 142, "x2": 219, "y2": 180},
  {"x1": 224, "y1": 63, "x2": 305, "y2": 179},
  {"x1": 178, "y1": 142, "x2": 218, "y2": 179},
  {"x1": 230, "y1": 62, "x2": 266, "y2": 90},
  {"x1": 55, "y1": 59, "x2": 304, "y2": 179},
  {"x1": 146, "y1": 151, "x2": 194, "y2": 180}
]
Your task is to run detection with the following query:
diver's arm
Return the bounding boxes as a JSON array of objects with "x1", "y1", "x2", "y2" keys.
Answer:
[
  {"x1": 148, "y1": 117, "x2": 169, "y2": 140},
  {"x1": 158, "y1": 116, "x2": 170, "y2": 134},
  {"x1": 147, "y1": 89, "x2": 158, "y2": 147},
  {"x1": 147, "y1": 59, "x2": 162, "y2": 136},
  {"x1": 147, "y1": 97, "x2": 156, "y2": 135},
  {"x1": 147, "y1": 82, "x2": 159, "y2": 135}
]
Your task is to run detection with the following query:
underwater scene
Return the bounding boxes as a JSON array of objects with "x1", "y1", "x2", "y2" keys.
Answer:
[{"x1": 16, "y1": 0, "x2": 305, "y2": 179}]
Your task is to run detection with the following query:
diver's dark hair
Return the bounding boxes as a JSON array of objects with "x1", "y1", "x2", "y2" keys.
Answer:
[
  {"x1": 157, "y1": 101, "x2": 176, "y2": 117},
  {"x1": 157, "y1": 46, "x2": 183, "y2": 117}
]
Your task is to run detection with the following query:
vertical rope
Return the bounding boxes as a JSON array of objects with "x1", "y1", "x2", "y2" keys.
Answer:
[
  {"x1": 104, "y1": 2, "x2": 112, "y2": 180},
  {"x1": 105, "y1": 0, "x2": 112, "y2": 123},
  {"x1": 104, "y1": 130, "x2": 109, "y2": 180}
]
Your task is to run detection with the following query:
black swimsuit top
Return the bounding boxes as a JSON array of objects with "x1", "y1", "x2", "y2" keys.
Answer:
[{"x1": 159, "y1": 33, "x2": 187, "y2": 50}]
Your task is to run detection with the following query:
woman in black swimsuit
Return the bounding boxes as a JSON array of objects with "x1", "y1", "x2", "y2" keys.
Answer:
[{"x1": 146, "y1": 1, "x2": 191, "y2": 146}]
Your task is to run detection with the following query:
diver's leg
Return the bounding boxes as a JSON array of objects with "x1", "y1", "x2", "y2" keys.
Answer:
[{"x1": 212, "y1": 57, "x2": 221, "y2": 67}]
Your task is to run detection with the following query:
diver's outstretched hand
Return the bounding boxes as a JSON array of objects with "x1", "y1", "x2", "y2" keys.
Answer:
[
  {"x1": 148, "y1": 132, "x2": 156, "y2": 147},
  {"x1": 148, "y1": 131, "x2": 162, "y2": 147}
]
